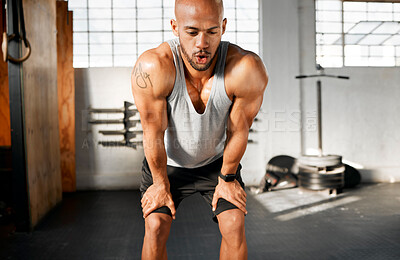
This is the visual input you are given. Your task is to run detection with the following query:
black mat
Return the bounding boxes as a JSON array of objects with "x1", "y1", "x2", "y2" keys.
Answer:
[{"x1": 1, "y1": 183, "x2": 400, "y2": 260}]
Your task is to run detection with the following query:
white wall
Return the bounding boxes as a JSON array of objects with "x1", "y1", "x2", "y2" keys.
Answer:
[
  {"x1": 297, "y1": 0, "x2": 400, "y2": 182},
  {"x1": 75, "y1": 68, "x2": 144, "y2": 190},
  {"x1": 257, "y1": 0, "x2": 400, "y2": 183}
]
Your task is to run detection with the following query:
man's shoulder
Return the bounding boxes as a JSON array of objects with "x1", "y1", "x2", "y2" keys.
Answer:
[
  {"x1": 225, "y1": 43, "x2": 264, "y2": 73},
  {"x1": 138, "y1": 42, "x2": 175, "y2": 74},
  {"x1": 133, "y1": 42, "x2": 176, "y2": 98},
  {"x1": 225, "y1": 43, "x2": 268, "y2": 95}
]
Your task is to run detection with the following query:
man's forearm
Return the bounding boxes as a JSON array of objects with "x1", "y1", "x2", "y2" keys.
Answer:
[
  {"x1": 143, "y1": 132, "x2": 169, "y2": 186},
  {"x1": 221, "y1": 130, "x2": 249, "y2": 175}
]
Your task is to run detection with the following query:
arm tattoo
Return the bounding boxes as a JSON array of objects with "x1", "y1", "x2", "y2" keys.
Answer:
[{"x1": 133, "y1": 63, "x2": 153, "y2": 89}]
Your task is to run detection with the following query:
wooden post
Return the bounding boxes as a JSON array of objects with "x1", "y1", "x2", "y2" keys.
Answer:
[
  {"x1": 56, "y1": 1, "x2": 76, "y2": 192},
  {"x1": 23, "y1": 0, "x2": 62, "y2": 229},
  {"x1": 0, "y1": 0, "x2": 11, "y2": 146}
]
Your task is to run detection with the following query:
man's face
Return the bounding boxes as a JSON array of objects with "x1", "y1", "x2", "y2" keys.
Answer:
[{"x1": 172, "y1": 0, "x2": 226, "y2": 71}]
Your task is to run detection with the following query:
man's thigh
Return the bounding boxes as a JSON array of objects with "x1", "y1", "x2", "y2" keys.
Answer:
[
  {"x1": 197, "y1": 158, "x2": 246, "y2": 223},
  {"x1": 140, "y1": 158, "x2": 196, "y2": 216}
]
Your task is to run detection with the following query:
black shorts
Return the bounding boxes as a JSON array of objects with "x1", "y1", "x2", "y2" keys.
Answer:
[{"x1": 140, "y1": 156, "x2": 245, "y2": 223}]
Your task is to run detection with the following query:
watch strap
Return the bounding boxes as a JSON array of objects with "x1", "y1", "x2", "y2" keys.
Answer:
[{"x1": 218, "y1": 171, "x2": 236, "y2": 182}]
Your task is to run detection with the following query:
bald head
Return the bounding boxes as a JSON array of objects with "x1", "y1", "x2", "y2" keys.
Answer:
[
  {"x1": 171, "y1": 0, "x2": 227, "y2": 72},
  {"x1": 175, "y1": 0, "x2": 224, "y2": 22}
]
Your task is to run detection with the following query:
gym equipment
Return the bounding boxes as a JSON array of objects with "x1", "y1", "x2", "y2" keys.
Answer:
[
  {"x1": 1, "y1": 0, "x2": 31, "y2": 63},
  {"x1": 344, "y1": 164, "x2": 361, "y2": 188},
  {"x1": 88, "y1": 101, "x2": 138, "y2": 117},
  {"x1": 297, "y1": 161, "x2": 345, "y2": 191},
  {"x1": 297, "y1": 154, "x2": 341, "y2": 167},
  {"x1": 3, "y1": 0, "x2": 31, "y2": 231},
  {"x1": 257, "y1": 155, "x2": 298, "y2": 193},
  {"x1": 88, "y1": 101, "x2": 143, "y2": 149},
  {"x1": 97, "y1": 140, "x2": 143, "y2": 149},
  {"x1": 295, "y1": 65, "x2": 350, "y2": 192},
  {"x1": 89, "y1": 119, "x2": 141, "y2": 129}
]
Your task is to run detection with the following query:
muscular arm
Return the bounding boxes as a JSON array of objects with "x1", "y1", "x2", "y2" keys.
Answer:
[
  {"x1": 222, "y1": 54, "x2": 268, "y2": 175},
  {"x1": 212, "y1": 51, "x2": 268, "y2": 214},
  {"x1": 131, "y1": 48, "x2": 176, "y2": 219}
]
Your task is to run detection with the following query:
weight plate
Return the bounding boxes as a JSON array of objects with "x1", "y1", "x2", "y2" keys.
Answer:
[
  {"x1": 297, "y1": 154, "x2": 342, "y2": 167},
  {"x1": 298, "y1": 172, "x2": 343, "y2": 180},
  {"x1": 298, "y1": 177, "x2": 344, "y2": 185},
  {"x1": 297, "y1": 164, "x2": 319, "y2": 174},
  {"x1": 299, "y1": 182, "x2": 344, "y2": 190},
  {"x1": 298, "y1": 164, "x2": 344, "y2": 172},
  {"x1": 299, "y1": 171, "x2": 344, "y2": 179},
  {"x1": 298, "y1": 175, "x2": 343, "y2": 182},
  {"x1": 299, "y1": 164, "x2": 344, "y2": 175},
  {"x1": 266, "y1": 155, "x2": 297, "y2": 175},
  {"x1": 298, "y1": 163, "x2": 345, "y2": 190}
]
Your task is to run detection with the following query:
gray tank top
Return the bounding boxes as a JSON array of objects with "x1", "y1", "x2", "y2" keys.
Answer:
[{"x1": 165, "y1": 38, "x2": 232, "y2": 168}]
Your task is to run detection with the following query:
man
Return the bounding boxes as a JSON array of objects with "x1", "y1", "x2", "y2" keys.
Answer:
[{"x1": 131, "y1": 0, "x2": 268, "y2": 259}]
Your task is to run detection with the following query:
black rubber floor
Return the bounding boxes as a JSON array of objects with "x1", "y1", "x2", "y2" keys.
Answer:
[{"x1": 1, "y1": 183, "x2": 400, "y2": 260}]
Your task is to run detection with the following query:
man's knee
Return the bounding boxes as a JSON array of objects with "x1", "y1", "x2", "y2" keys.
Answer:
[
  {"x1": 217, "y1": 209, "x2": 246, "y2": 244},
  {"x1": 145, "y1": 213, "x2": 172, "y2": 238}
]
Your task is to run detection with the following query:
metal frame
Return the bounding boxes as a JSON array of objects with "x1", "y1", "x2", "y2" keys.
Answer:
[
  {"x1": 7, "y1": 0, "x2": 30, "y2": 232},
  {"x1": 69, "y1": 0, "x2": 260, "y2": 68},
  {"x1": 88, "y1": 101, "x2": 143, "y2": 149},
  {"x1": 296, "y1": 67, "x2": 350, "y2": 156},
  {"x1": 315, "y1": 0, "x2": 400, "y2": 67}
]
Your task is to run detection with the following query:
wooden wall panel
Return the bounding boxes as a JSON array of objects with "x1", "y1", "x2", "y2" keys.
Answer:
[
  {"x1": 0, "y1": 7, "x2": 11, "y2": 146},
  {"x1": 22, "y1": 0, "x2": 62, "y2": 228},
  {"x1": 56, "y1": 1, "x2": 76, "y2": 192}
]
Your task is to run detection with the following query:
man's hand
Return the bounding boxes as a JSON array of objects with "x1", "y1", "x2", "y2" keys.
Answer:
[
  {"x1": 141, "y1": 183, "x2": 176, "y2": 219},
  {"x1": 211, "y1": 179, "x2": 247, "y2": 215}
]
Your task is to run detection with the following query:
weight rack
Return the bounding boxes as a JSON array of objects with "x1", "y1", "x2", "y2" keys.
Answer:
[
  {"x1": 295, "y1": 65, "x2": 350, "y2": 195},
  {"x1": 88, "y1": 101, "x2": 143, "y2": 149}
]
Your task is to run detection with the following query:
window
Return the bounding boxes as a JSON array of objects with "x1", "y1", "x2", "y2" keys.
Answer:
[
  {"x1": 316, "y1": 0, "x2": 400, "y2": 67},
  {"x1": 68, "y1": 0, "x2": 260, "y2": 68}
]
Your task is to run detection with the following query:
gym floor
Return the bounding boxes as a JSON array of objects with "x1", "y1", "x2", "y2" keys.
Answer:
[{"x1": 1, "y1": 183, "x2": 399, "y2": 260}]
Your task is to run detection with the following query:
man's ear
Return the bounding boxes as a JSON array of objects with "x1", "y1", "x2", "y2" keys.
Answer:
[
  {"x1": 171, "y1": 19, "x2": 179, "y2": 37},
  {"x1": 222, "y1": 18, "x2": 227, "y2": 35}
]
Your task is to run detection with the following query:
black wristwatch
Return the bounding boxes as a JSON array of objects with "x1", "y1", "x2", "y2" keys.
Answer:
[{"x1": 218, "y1": 172, "x2": 236, "y2": 182}]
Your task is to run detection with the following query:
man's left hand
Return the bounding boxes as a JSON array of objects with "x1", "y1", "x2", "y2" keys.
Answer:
[{"x1": 211, "y1": 178, "x2": 247, "y2": 215}]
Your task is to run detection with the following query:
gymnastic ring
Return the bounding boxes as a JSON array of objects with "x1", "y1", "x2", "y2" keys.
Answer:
[{"x1": 2, "y1": 32, "x2": 31, "y2": 63}]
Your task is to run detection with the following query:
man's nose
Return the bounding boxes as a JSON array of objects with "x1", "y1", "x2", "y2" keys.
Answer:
[{"x1": 195, "y1": 32, "x2": 209, "y2": 49}]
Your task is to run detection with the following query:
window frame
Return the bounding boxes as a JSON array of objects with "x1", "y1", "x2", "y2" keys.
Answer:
[
  {"x1": 69, "y1": 0, "x2": 261, "y2": 68},
  {"x1": 315, "y1": 0, "x2": 400, "y2": 68}
]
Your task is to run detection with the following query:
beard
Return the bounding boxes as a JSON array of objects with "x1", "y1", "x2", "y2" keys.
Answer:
[{"x1": 179, "y1": 41, "x2": 219, "y2": 72}]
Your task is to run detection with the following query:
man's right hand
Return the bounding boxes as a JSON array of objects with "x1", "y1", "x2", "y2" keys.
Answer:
[{"x1": 141, "y1": 183, "x2": 176, "y2": 219}]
